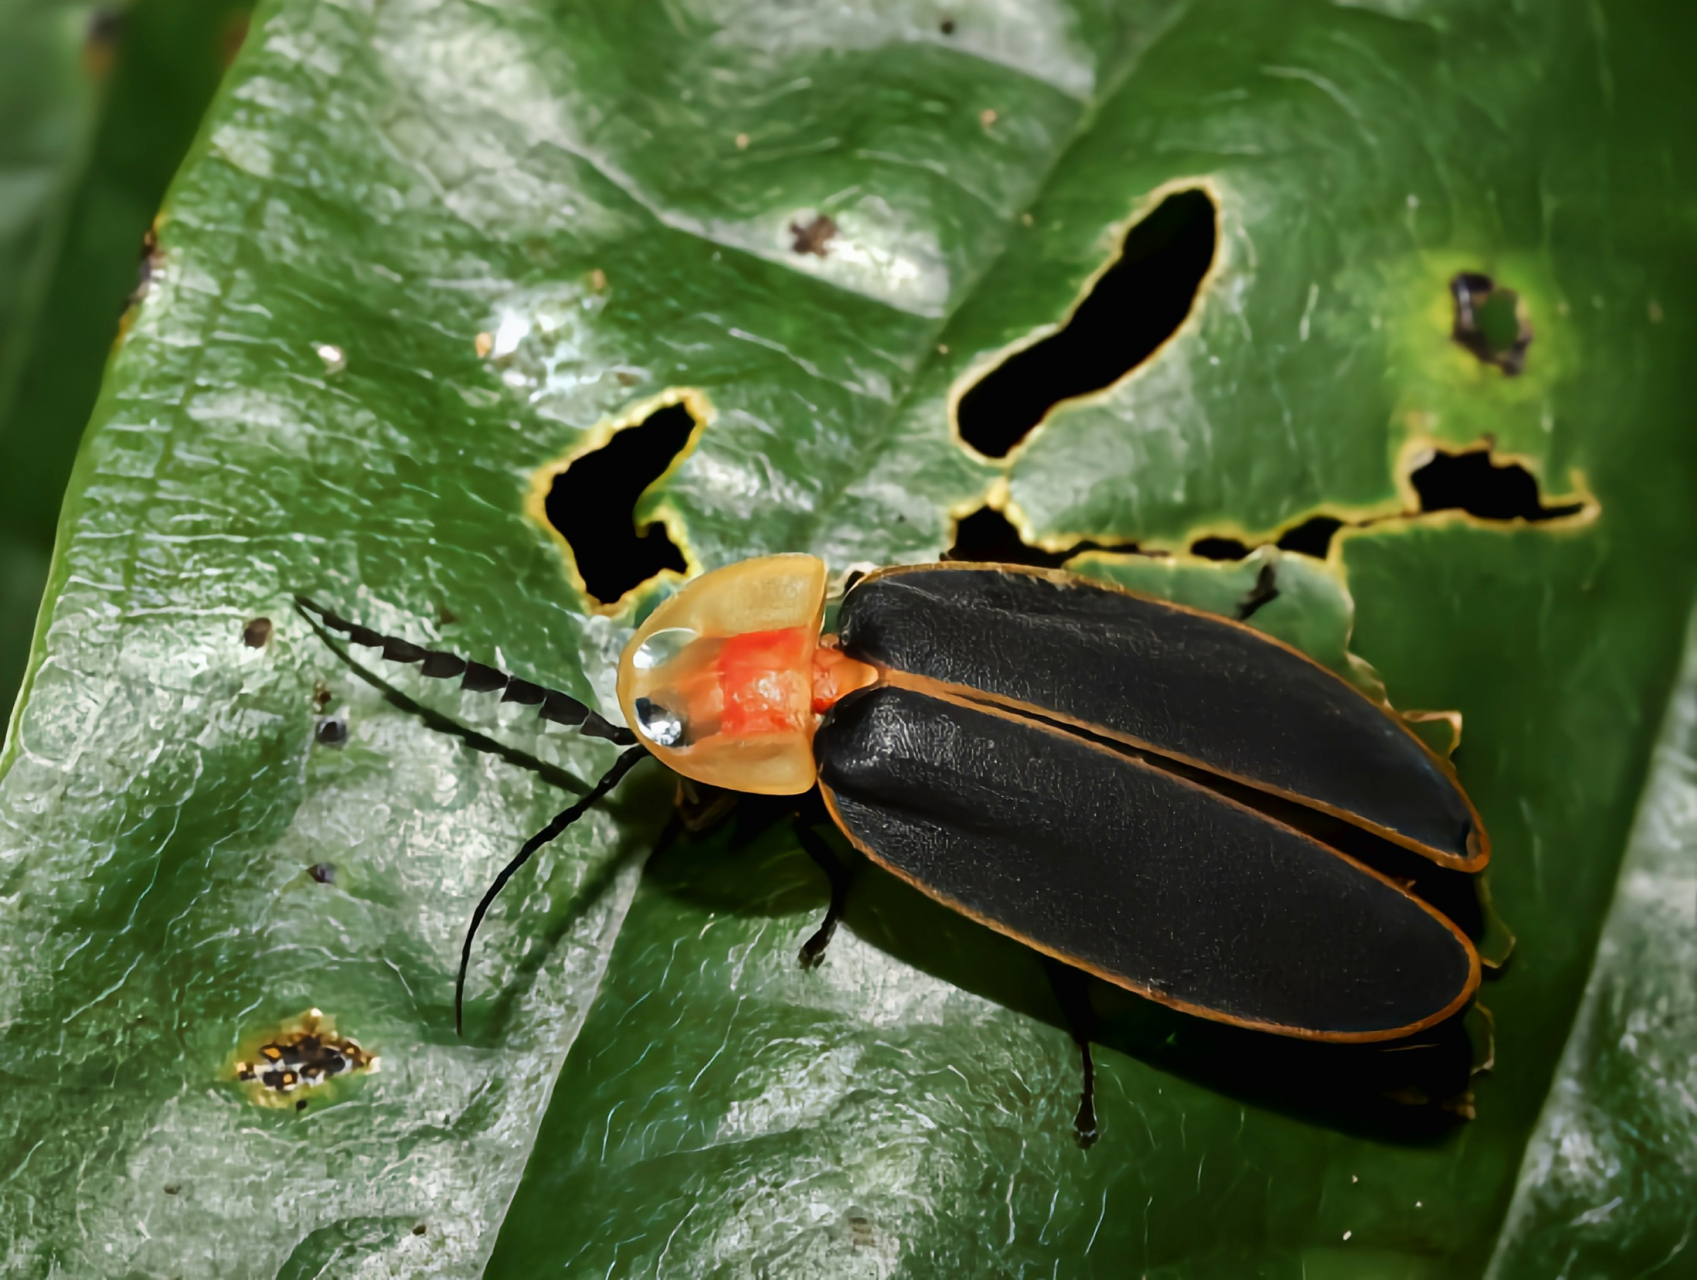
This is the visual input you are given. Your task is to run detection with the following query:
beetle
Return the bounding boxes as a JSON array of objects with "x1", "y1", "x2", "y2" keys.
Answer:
[{"x1": 296, "y1": 553, "x2": 1488, "y2": 1138}]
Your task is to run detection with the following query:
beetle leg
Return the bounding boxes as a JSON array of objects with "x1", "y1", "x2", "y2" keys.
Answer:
[
  {"x1": 794, "y1": 821, "x2": 854, "y2": 969},
  {"x1": 1044, "y1": 958, "x2": 1100, "y2": 1148}
]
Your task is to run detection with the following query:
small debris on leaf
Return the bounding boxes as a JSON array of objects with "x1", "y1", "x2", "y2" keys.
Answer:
[
  {"x1": 588, "y1": 268, "x2": 608, "y2": 291},
  {"x1": 734, "y1": 132, "x2": 750, "y2": 149},
  {"x1": 233, "y1": 1009, "x2": 377, "y2": 1106},
  {"x1": 314, "y1": 342, "x2": 346, "y2": 374},
  {"x1": 242, "y1": 617, "x2": 272, "y2": 648},
  {"x1": 788, "y1": 214, "x2": 837, "y2": 257},
  {"x1": 128, "y1": 227, "x2": 162, "y2": 309},
  {"x1": 308, "y1": 862, "x2": 336, "y2": 885},
  {"x1": 979, "y1": 108, "x2": 997, "y2": 127},
  {"x1": 940, "y1": 18, "x2": 955, "y2": 34},
  {"x1": 315, "y1": 714, "x2": 348, "y2": 746},
  {"x1": 412, "y1": 1224, "x2": 428, "y2": 1236},
  {"x1": 311, "y1": 680, "x2": 333, "y2": 712},
  {"x1": 474, "y1": 331, "x2": 494, "y2": 358},
  {"x1": 1450, "y1": 273, "x2": 1532, "y2": 374}
]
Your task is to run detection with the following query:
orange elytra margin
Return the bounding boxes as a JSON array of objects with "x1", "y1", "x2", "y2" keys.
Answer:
[
  {"x1": 855, "y1": 560, "x2": 1491, "y2": 873},
  {"x1": 819, "y1": 682, "x2": 1483, "y2": 1045}
]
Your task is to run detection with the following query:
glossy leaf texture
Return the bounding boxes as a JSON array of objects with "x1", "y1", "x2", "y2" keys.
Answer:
[{"x1": 2, "y1": 1, "x2": 1696, "y2": 1277}]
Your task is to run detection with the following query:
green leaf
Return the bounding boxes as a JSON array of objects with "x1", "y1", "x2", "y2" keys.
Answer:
[
  {"x1": 1485, "y1": 600, "x2": 1697, "y2": 1280},
  {"x1": 2, "y1": 1, "x2": 1695, "y2": 1277}
]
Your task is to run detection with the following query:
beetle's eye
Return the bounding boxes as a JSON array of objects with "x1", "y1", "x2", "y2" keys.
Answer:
[
  {"x1": 632, "y1": 627, "x2": 697, "y2": 672},
  {"x1": 634, "y1": 696, "x2": 688, "y2": 748}
]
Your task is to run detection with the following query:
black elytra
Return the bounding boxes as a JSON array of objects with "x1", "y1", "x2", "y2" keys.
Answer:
[{"x1": 818, "y1": 565, "x2": 1485, "y2": 1043}]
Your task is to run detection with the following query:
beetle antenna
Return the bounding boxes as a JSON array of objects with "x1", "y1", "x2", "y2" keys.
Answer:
[
  {"x1": 455, "y1": 744, "x2": 648, "y2": 1036},
  {"x1": 294, "y1": 595, "x2": 635, "y2": 746}
]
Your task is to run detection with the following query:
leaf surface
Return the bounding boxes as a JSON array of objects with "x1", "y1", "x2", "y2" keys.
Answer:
[{"x1": 1, "y1": 0, "x2": 1695, "y2": 1276}]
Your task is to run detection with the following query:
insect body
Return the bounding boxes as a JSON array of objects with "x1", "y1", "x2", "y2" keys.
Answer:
[{"x1": 299, "y1": 553, "x2": 1487, "y2": 1064}]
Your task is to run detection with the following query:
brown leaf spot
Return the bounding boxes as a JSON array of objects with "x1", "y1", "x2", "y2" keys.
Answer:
[
  {"x1": 788, "y1": 215, "x2": 837, "y2": 257},
  {"x1": 234, "y1": 1009, "x2": 377, "y2": 1105}
]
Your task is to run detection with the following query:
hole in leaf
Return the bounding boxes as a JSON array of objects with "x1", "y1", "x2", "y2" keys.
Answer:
[
  {"x1": 1450, "y1": 273, "x2": 1532, "y2": 374},
  {"x1": 942, "y1": 447, "x2": 1584, "y2": 579},
  {"x1": 542, "y1": 402, "x2": 696, "y2": 605},
  {"x1": 1189, "y1": 536, "x2": 1250, "y2": 561},
  {"x1": 1275, "y1": 516, "x2": 1344, "y2": 559},
  {"x1": 1409, "y1": 448, "x2": 1584, "y2": 522},
  {"x1": 945, "y1": 507, "x2": 1142, "y2": 568},
  {"x1": 956, "y1": 188, "x2": 1217, "y2": 459}
]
